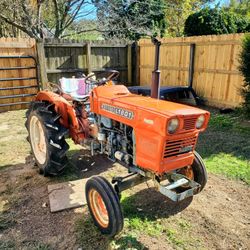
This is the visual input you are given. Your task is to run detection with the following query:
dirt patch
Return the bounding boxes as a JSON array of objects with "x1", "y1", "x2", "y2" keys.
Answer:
[{"x1": 0, "y1": 154, "x2": 249, "y2": 250}]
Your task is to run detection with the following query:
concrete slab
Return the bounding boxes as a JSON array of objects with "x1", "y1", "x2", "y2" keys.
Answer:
[{"x1": 48, "y1": 178, "x2": 89, "y2": 213}]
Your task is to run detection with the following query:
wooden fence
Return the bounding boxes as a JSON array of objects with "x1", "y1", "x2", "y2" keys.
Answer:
[
  {"x1": 139, "y1": 34, "x2": 245, "y2": 107},
  {"x1": 0, "y1": 38, "x2": 38, "y2": 112},
  {"x1": 42, "y1": 39, "x2": 133, "y2": 85},
  {"x1": 0, "y1": 34, "x2": 246, "y2": 112}
]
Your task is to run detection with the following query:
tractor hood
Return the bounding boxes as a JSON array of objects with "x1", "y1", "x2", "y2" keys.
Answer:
[
  {"x1": 117, "y1": 95, "x2": 206, "y2": 117},
  {"x1": 93, "y1": 85, "x2": 208, "y2": 118},
  {"x1": 91, "y1": 85, "x2": 210, "y2": 136}
]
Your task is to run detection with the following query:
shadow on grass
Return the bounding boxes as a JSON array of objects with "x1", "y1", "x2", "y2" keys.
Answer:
[
  {"x1": 121, "y1": 187, "x2": 192, "y2": 220},
  {"x1": 197, "y1": 128, "x2": 250, "y2": 161},
  {"x1": 53, "y1": 148, "x2": 115, "y2": 182},
  {"x1": 195, "y1": 108, "x2": 250, "y2": 184},
  {"x1": 0, "y1": 147, "x2": 114, "y2": 183},
  {"x1": 197, "y1": 107, "x2": 250, "y2": 161}
]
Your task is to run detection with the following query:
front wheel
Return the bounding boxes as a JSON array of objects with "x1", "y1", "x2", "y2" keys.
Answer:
[
  {"x1": 178, "y1": 151, "x2": 207, "y2": 192},
  {"x1": 85, "y1": 176, "x2": 124, "y2": 237}
]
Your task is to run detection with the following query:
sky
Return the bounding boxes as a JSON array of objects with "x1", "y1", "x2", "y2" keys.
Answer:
[{"x1": 212, "y1": 0, "x2": 229, "y2": 7}]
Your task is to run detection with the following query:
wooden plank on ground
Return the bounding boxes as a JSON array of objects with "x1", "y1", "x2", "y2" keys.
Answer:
[{"x1": 48, "y1": 178, "x2": 90, "y2": 213}]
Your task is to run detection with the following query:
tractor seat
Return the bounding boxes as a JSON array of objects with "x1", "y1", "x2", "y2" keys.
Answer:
[{"x1": 59, "y1": 77, "x2": 89, "y2": 101}]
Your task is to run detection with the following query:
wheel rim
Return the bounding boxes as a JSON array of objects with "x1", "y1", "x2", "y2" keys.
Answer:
[
  {"x1": 29, "y1": 115, "x2": 47, "y2": 165},
  {"x1": 179, "y1": 165, "x2": 194, "y2": 180},
  {"x1": 178, "y1": 166, "x2": 194, "y2": 188},
  {"x1": 89, "y1": 189, "x2": 109, "y2": 228}
]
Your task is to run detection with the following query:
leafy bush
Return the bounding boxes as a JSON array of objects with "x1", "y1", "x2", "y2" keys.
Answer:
[
  {"x1": 184, "y1": 7, "x2": 250, "y2": 36},
  {"x1": 239, "y1": 34, "x2": 250, "y2": 117}
]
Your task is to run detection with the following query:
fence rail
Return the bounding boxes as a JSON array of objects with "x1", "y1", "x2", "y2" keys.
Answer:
[{"x1": 138, "y1": 33, "x2": 245, "y2": 108}]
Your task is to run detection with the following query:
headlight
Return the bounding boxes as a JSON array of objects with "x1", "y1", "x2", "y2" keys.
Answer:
[
  {"x1": 168, "y1": 118, "x2": 179, "y2": 134},
  {"x1": 196, "y1": 115, "x2": 205, "y2": 129}
]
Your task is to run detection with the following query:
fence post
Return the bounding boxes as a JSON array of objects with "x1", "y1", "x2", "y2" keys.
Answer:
[
  {"x1": 188, "y1": 43, "x2": 196, "y2": 88},
  {"x1": 86, "y1": 42, "x2": 91, "y2": 74},
  {"x1": 36, "y1": 40, "x2": 48, "y2": 89},
  {"x1": 127, "y1": 44, "x2": 132, "y2": 84}
]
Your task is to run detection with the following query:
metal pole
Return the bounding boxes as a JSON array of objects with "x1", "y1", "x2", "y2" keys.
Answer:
[
  {"x1": 151, "y1": 38, "x2": 161, "y2": 99},
  {"x1": 114, "y1": 174, "x2": 149, "y2": 193},
  {"x1": 188, "y1": 43, "x2": 196, "y2": 88}
]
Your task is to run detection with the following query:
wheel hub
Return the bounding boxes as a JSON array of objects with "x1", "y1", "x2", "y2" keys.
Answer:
[
  {"x1": 178, "y1": 166, "x2": 194, "y2": 180},
  {"x1": 89, "y1": 189, "x2": 109, "y2": 228}
]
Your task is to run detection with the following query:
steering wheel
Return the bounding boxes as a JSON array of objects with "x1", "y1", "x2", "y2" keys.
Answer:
[{"x1": 85, "y1": 70, "x2": 120, "y2": 86}]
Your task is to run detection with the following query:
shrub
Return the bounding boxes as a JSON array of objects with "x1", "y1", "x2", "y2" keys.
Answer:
[
  {"x1": 239, "y1": 34, "x2": 250, "y2": 117},
  {"x1": 184, "y1": 7, "x2": 250, "y2": 36}
]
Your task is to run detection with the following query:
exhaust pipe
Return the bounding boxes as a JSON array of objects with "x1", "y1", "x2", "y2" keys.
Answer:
[{"x1": 151, "y1": 37, "x2": 161, "y2": 99}]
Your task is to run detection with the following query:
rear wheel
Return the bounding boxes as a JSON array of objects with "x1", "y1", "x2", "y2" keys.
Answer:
[
  {"x1": 178, "y1": 151, "x2": 207, "y2": 192},
  {"x1": 85, "y1": 176, "x2": 124, "y2": 237},
  {"x1": 25, "y1": 101, "x2": 69, "y2": 176}
]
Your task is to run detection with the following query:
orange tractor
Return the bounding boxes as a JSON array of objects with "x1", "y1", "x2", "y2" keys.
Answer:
[{"x1": 26, "y1": 41, "x2": 210, "y2": 237}]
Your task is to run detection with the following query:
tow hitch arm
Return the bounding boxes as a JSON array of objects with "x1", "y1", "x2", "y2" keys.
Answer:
[{"x1": 112, "y1": 168, "x2": 200, "y2": 202}]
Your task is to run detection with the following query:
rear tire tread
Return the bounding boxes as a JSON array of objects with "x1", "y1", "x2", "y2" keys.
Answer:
[{"x1": 26, "y1": 101, "x2": 69, "y2": 176}]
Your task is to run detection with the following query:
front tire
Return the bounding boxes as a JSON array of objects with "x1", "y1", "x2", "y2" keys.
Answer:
[
  {"x1": 25, "y1": 101, "x2": 69, "y2": 176},
  {"x1": 178, "y1": 151, "x2": 207, "y2": 192},
  {"x1": 85, "y1": 176, "x2": 124, "y2": 237}
]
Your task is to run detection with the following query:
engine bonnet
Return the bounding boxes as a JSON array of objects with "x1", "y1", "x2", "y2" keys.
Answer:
[{"x1": 93, "y1": 85, "x2": 208, "y2": 118}]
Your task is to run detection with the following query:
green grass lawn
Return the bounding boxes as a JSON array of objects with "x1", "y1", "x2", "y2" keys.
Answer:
[
  {"x1": 0, "y1": 110, "x2": 31, "y2": 168},
  {"x1": 196, "y1": 108, "x2": 250, "y2": 184}
]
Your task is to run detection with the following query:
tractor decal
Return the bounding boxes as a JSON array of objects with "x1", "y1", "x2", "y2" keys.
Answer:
[{"x1": 101, "y1": 103, "x2": 134, "y2": 120}]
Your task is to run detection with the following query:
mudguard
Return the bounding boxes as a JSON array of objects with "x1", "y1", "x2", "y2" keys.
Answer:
[
  {"x1": 35, "y1": 90, "x2": 90, "y2": 144},
  {"x1": 36, "y1": 91, "x2": 79, "y2": 129}
]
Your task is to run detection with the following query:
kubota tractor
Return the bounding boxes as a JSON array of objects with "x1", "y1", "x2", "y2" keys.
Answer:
[{"x1": 25, "y1": 68, "x2": 210, "y2": 237}]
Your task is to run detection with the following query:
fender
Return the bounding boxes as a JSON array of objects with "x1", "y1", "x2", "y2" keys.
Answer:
[{"x1": 36, "y1": 90, "x2": 79, "y2": 130}]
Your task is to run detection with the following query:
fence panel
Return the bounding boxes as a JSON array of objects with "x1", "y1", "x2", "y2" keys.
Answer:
[
  {"x1": 44, "y1": 39, "x2": 131, "y2": 84},
  {"x1": 139, "y1": 34, "x2": 245, "y2": 108},
  {"x1": 0, "y1": 38, "x2": 38, "y2": 112}
]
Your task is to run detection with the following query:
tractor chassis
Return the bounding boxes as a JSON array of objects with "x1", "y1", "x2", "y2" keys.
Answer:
[{"x1": 112, "y1": 165, "x2": 201, "y2": 202}]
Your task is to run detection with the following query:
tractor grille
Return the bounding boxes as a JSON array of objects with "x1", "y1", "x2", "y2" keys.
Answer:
[
  {"x1": 164, "y1": 136, "x2": 197, "y2": 158},
  {"x1": 183, "y1": 117, "x2": 197, "y2": 130}
]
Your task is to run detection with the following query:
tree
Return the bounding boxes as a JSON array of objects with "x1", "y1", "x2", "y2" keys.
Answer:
[
  {"x1": 184, "y1": 7, "x2": 250, "y2": 36},
  {"x1": 239, "y1": 34, "x2": 250, "y2": 117},
  {"x1": 224, "y1": 0, "x2": 250, "y2": 18},
  {"x1": 164, "y1": 0, "x2": 214, "y2": 37},
  {"x1": 223, "y1": 0, "x2": 250, "y2": 33},
  {"x1": 0, "y1": 0, "x2": 96, "y2": 38},
  {"x1": 93, "y1": 0, "x2": 167, "y2": 40},
  {"x1": 65, "y1": 20, "x2": 102, "y2": 40}
]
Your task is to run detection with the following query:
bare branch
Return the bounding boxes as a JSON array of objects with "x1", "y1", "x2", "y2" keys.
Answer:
[
  {"x1": 52, "y1": 0, "x2": 61, "y2": 37},
  {"x1": 0, "y1": 13, "x2": 37, "y2": 38},
  {"x1": 63, "y1": 0, "x2": 85, "y2": 30},
  {"x1": 61, "y1": 27, "x2": 107, "y2": 38}
]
